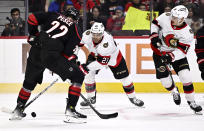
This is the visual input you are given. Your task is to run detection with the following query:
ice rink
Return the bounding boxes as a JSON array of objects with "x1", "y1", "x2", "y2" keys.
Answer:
[{"x1": 0, "y1": 93, "x2": 204, "y2": 131}]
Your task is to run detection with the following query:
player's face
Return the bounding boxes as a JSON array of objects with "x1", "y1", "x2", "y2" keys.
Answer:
[
  {"x1": 171, "y1": 16, "x2": 184, "y2": 26},
  {"x1": 92, "y1": 33, "x2": 103, "y2": 43}
]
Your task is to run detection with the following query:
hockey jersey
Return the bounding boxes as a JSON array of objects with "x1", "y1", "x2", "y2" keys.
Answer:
[
  {"x1": 80, "y1": 30, "x2": 121, "y2": 70},
  {"x1": 27, "y1": 12, "x2": 82, "y2": 56},
  {"x1": 151, "y1": 12, "x2": 194, "y2": 61},
  {"x1": 195, "y1": 26, "x2": 204, "y2": 70}
]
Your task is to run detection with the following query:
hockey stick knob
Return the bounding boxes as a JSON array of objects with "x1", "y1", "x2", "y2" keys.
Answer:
[{"x1": 157, "y1": 42, "x2": 161, "y2": 47}]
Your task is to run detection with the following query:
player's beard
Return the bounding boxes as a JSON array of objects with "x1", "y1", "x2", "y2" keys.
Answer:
[{"x1": 92, "y1": 37, "x2": 102, "y2": 44}]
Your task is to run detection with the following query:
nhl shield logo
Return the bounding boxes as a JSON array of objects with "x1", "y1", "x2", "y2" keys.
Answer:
[{"x1": 103, "y1": 43, "x2": 108, "y2": 48}]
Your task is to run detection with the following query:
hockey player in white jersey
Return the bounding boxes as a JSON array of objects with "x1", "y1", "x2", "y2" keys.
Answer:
[
  {"x1": 150, "y1": 5, "x2": 202, "y2": 114},
  {"x1": 79, "y1": 22, "x2": 144, "y2": 107}
]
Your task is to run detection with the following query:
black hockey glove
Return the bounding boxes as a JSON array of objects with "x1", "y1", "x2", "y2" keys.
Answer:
[
  {"x1": 150, "y1": 32, "x2": 161, "y2": 48},
  {"x1": 161, "y1": 53, "x2": 174, "y2": 64},
  {"x1": 79, "y1": 64, "x2": 89, "y2": 75},
  {"x1": 87, "y1": 54, "x2": 96, "y2": 65},
  {"x1": 27, "y1": 35, "x2": 41, "y2": 47}
]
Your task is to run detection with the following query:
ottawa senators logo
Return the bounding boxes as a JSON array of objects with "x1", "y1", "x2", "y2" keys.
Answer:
[
  {"x1": 103, "y1": 43, "x2": 108, "y2": 48},
  {"x1": 157, "y1": 66, "x2": 166, "y2": 72}
]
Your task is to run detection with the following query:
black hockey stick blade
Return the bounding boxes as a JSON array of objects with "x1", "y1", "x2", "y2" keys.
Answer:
[
  {"x1": 80, "y1": 94, "x2": 118, "y2": 119},
  {"x1": 98, "y1": 112, "x2": 118, "y2": 119}
]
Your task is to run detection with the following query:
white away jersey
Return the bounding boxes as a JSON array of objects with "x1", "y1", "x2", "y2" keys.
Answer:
[
  {"x1": 151, "y1": 12, "x2": 194, "y2": 61},
  {"x1": 80, "y1": 30, "x2": 121, "y2": 70}
]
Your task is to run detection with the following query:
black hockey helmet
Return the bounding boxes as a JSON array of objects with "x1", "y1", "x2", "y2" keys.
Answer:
[{"x1": 63, "y1": 7, "x2": 80, "y2": 21}]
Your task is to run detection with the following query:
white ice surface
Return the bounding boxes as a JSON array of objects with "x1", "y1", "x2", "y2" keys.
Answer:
[{"x1": 0, "y1": 93, "x2": 204, "y2": 131}]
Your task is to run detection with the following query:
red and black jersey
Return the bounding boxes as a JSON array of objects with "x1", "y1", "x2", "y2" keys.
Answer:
[
  {"x1": 27, "y1": 12, "x2": 82, "y2": 56},
  {"x1": 195, "y1": 26, "x2": 204, "y2": 66}
]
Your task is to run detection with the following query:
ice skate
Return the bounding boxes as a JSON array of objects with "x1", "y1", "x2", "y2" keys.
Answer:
[
  {"x1": 80, "y1": 91, "x2": 96, "y2": 107},
  {"x1": 64, "y1": 104, "x2": 87, "y2": 123},
  {"x1": 129, "y1": 97, "x2": 144, "y2": 107},
  {"x1": 187, "y1": 101, "x2": 203, "y2": 115},
  {"x1": 9, "y1": 102, "x2": 26, "y2": 120},
  {"x1": 171, "y1": 87, "x2": 181, "y2": 105}
]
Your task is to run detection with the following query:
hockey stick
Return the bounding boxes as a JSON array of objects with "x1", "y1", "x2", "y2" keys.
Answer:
[
  {"x1": 80, "y1": 93, "x2": 118, "y2": 119},
  {"x1": 157, "y1": 43, "x2": 175, "y2": 84},
  {"x1": 66, "y1": 79, "x2": 118, "y2": 119},
  {"x1": 1, "y1": 78, "x2": 59, "y2": 116},
  {"x1": 24, "y1": 78, "x2": 59, "y2": 109}
]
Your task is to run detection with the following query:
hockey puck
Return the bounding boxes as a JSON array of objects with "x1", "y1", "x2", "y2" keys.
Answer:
[{"x1": 31, "y1": 112, "x2": 36, "y2": 117}]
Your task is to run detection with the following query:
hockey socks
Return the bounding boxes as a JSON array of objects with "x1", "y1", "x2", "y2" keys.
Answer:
[
  {"x1": 80, "y1": 83, "x2": 96, "y2": 106},
  {"x1": 68, "y1": 83, "x2": 82, "y2": 107},
  {"x1": 17, "y1": 87, "x2": 31, "y2": 105}
]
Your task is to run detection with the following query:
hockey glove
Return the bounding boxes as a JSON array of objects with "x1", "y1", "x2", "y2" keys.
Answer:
[
  {"x1": 79, "y1": 64, "x2": 89, "y2": 75},
  {"x1": 150, "y1": 32, "x2": 161, "y2": 48},
  {"x1": 165, "y1": 34, "x2": 178, "y2": 48},
  {"x1": 27, "y1": 35, "x2": 41, "y2": 47},
  {"x1": 161, "y1": 52, "x2": 174, "y2": 64},
  {"x1": 87, "y1": 53, "x2": 96, "y2": 65}
]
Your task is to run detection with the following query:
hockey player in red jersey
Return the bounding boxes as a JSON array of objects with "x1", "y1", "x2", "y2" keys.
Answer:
[
  {"x1": 195, "y1": 20, "x2": 204, "y2": 80},
  {"x1": 10, "y1": 8, "x2": 89, "y2": 123},
  {"x1": 79, "y1": 22, "x2": 144, "y2": 107},
  {"x1": 150, "y1": 5, "x2": 202, "y2": 114}
]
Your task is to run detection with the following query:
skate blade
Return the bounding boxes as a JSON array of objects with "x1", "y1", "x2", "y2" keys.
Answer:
[
  {"x1": 63, "y1": 116, "x2": 86, "y2": 124},
  {"x1": 194, "y1": 111, "x2": 203, "y2": 115}
]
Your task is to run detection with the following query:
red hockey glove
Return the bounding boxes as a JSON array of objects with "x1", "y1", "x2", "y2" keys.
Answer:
[{"x1": 165, "y1": 34, "x2": 178, "y2": 47}]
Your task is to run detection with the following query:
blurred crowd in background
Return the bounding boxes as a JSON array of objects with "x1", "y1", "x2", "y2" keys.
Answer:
[{"x1": 2, "y1": 0, "x2": 204, "y2": 36}]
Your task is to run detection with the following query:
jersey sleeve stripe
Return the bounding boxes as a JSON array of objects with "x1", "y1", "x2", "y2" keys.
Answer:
[
  {"x1": 109, "y1": 51, "x2": 123, "y2": 68},
  {"x1": 177, "y1": 42, "x2": 190, "y2": 54},
  {"x1": 198, "y1": 59, "x2": 204, "y2": 64},
  {"x1": 152, "y1": 19, "x2": 161, "y2": 28},
  {"x1": 195, "y1": 49, "x2": 204, "y2": 53},
  {"x1": 75, "y1": 24, "x2": 81, "y2": 40},
  {"x1": 27, "y1": 14, "x2": 38, "y2": 25},
  {"x1": 79, "y1": 43, "x2": 84, "y2": 47}
]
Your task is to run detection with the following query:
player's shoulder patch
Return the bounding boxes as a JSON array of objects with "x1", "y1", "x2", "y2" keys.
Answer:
[
  {"x1": 165, "y1": 12, "x2": 171, "y2": 16},
  {"x1": 86, "y1": 30, "x2": 91, "y2": 35},
  {"x1": 103, "y1": 42, "x2": 109, "y2": 48},
  {"x1": 189, "y1": 29, "x2": 194, "y2": 34}
]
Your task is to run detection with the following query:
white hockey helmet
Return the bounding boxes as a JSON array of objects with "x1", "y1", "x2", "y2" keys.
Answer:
[
  {"x1": 91, "y1": 22, "x2": 105, "y2": 35},
  {"x1": 171, "y1": 5, "x2": 189, "y2": 19}
]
